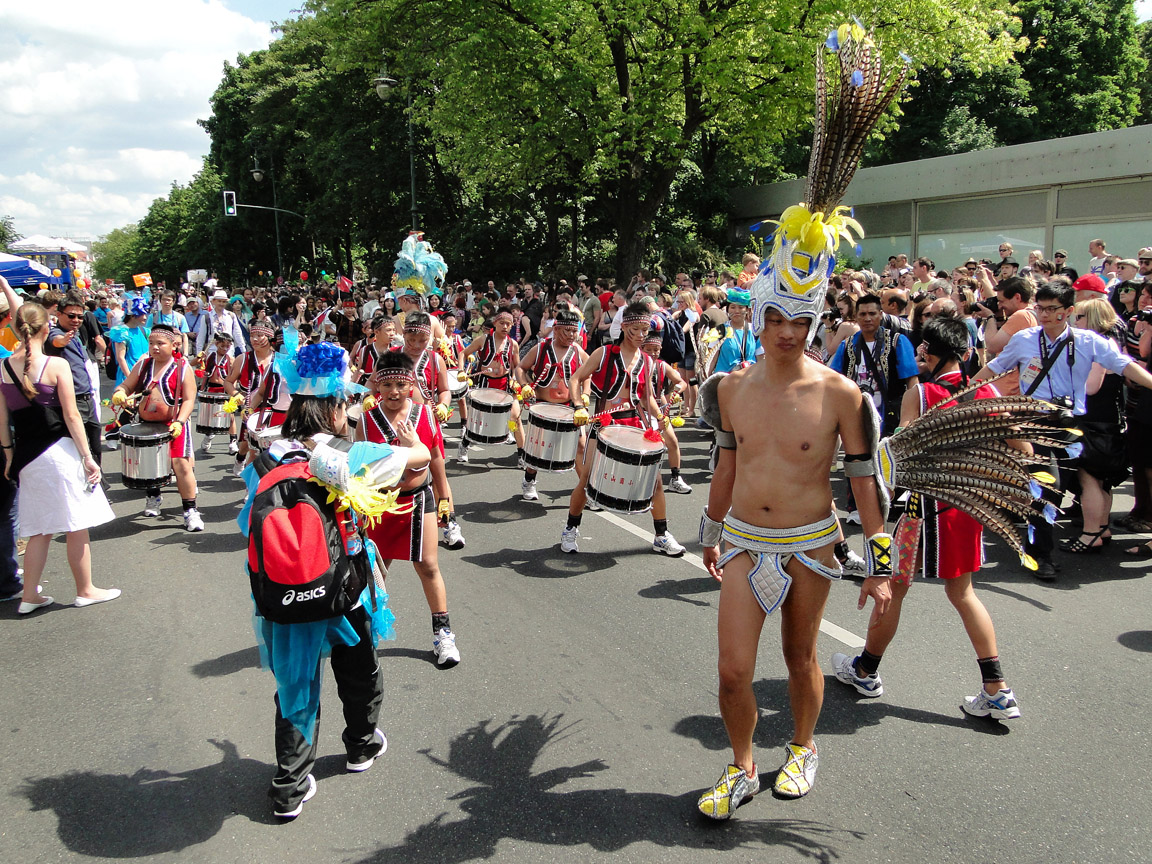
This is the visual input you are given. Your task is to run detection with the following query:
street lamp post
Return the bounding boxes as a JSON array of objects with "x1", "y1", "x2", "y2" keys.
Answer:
[
  {"x1": 373, "y1": 71, "x2": 419, "y2": 231},
  {"x1": 251, "y1": 153, "x2": 283, "y2": 279}
]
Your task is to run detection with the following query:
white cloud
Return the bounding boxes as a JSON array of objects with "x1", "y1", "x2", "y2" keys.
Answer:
[{"x1": 0, "y1": 0, "x2": 279, "y2": 240}]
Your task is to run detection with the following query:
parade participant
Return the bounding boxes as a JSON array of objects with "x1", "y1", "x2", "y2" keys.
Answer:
[
  {"x1": 640, "y1": 321, "x2": 691, "y2": 495},
  {"x1": 247, "y1": 322, "x2": 291, "y2": 426},
  {"x1": 712, "y1": 289, "x2": 760, "y2": 373},
  {"x1": 436, "y1": 308, "x2": 470, "y2": 433},
  {"x1": 459, "y1": 309, "x2": 522, "y2": 461},
  {"x1": 696, "y1": 23, "x2": 901, "y2": 816},
  {"x1": 356, "y1": 352, "x2": 461, "y2": 666},
  {"x1": 830, "y1": 317, "x2": 1020, "y2": 719},
  {"x1": 196, "y1": 289, "x2": 247, "y2": 353},
  {"x1": 225, "y1": 320, "x2": 282, "y2": 473},
  {"x1": 559, "y1": 301, "x2": 685, "y2": 556},
  {"x1": 0, "y1": 299, "x2": 119, "y2": 614},
  {"x1": 516, "y1": 305, "x2": 589, "y2": 501},
  {"x1": 327, "y1": 298, "x2": 361, "y2": 352},
  {"x1": 195, "y1": 331, "x2": 237, "y2": 453},
  {"x1": 394, "y1": 310, "x2": 464, "y2": 550},
  {"x1": 238, "y1": 341, "x2": 430, "y2": 819},
  {"x1": 353, "y1": 316, "x2": 390, "y2": 386},
  {"x1": 111, "y1": 323, "x2": 203, "y2": 530}
]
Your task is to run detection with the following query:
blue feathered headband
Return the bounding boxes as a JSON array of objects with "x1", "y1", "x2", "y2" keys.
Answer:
[{"x1": 393, "y1": 231, "x2": 447, "y2": 295}]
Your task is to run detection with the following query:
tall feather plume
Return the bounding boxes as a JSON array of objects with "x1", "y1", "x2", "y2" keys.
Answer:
[{"x1": 806, "y1": 22, "x2": 908, "y2": 215}]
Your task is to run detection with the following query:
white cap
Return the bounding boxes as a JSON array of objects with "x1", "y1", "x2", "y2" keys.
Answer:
[
  {"x1": 462, "y1": 280, "x2": 472, "y2": 287},
  {"x1": 212, "y1": 289, "x2": 228, "y2": 300}
]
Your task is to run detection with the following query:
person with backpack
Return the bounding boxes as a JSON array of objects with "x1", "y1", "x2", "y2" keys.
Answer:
[{"x1": 238, "y1": 341, "x2": 430, "y2": 820}]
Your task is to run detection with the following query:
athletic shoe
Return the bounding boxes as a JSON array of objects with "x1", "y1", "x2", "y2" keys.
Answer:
[
  {"x1": 346, "y1": 728, "x2": 388, "y2": 772},
  {"x1": 845, "y1": 510, "x2": 861, "y2": 525},
  {"x1": 227, "y1": 439, "x2": 239, "y2": 455},
  {"x1": 962, "y1": 687, "x2": 1021, "y2": 720},
  {"x1": 433, "y1": 628, "x2": 461, "y2": 666},
  {"x1": 201, "y1": 435, "x2": 214, "y2": 453},
  {"x1": 830, "y1": 652, "x2": 883, "y2": 697},
  {"x1": 143, "y1": 495, "x2": 163, "y2": 517},
  {"x1": 560, "y1": 526, "x2": 580, "y2": 553},
  {"x1": 233, "y1": 460, "x2": 244, "y2": 478},
  {"x1": 840, "y1": 550, "x2": 867, "y2": 577},
  {"x1": 0, "y1": 585, "x2": 24, "y2": 603},
  {"x1": 521, "y1": 479, "x2": 538, "y2": 501},
  {"x1": 695, "y1": 417, "x2": 712, "y2": 430},
  {"x1": 183, "y1": 508, "x2": 205, "y2": 532},
  {"x1": 443, "y1": 520, "x2": 465, "y2": 550},
  {"x1": 456, "y1": 442, "x2": 469, "y2": 463},
  {"x1": 503, "y1": 433, "x2": 516, "y2": 445},
  {"x1": 667, "y1": 475, "x2": 692, "y2": 494},
  {"x1": 773, "y1": 742, "x2": 818, "y2": 799},
  {"x1": 652, "y1": 532, "x2": 685, "y2": 557},
  {"x1": 586, "y1": 499, "x2": 602, "y2": 511},
  {"x1": 273, "y1": 773, "x2": 316, "y2": 819},
  {"x1": 697, "y1": 763, "x2": 759, "y2": 820}
]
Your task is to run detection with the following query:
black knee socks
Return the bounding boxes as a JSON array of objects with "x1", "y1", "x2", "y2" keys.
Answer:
[{"x1": 855, "y1": 649, "x2": 883, "y2": 677}]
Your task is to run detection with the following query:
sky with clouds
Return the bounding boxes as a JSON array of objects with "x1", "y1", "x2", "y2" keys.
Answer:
[
  {"x1": 1, "y1": 0, "x2": 1149, "y2": 244},
  {"x1": 0, "y1": 0, "x2": 299, "y2": 242}
]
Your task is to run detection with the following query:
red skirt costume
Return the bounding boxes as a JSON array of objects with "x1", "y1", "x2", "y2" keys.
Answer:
[
  {"x1": 916, "y1": 372, "x2": 1001, "y2": 579},
  {"x1": 132, "y1": 357, "x2": 194, "y2": 460},
  {"x1": 362, "y1": 402, "x2": 442, "y2": 561}
]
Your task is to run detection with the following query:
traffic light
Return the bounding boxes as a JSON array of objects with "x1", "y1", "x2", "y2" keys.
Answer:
[{"x1": 223, "y1": 190, "x2": 237, "y2": 216}]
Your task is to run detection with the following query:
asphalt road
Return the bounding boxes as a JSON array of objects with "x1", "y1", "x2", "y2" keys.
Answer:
[{"x1": 1, "y1": 420, "x2": 1149, "y2": 864}]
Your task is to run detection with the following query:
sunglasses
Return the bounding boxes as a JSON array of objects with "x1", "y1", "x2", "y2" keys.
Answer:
[
  {"x1": 1055, "y1": 254, "x2": 1066, "y2": 258},
  {"x1": 1140, "y1": 259, "x2": 1152, "y2": 264},
  {"x1": 61, "y1": 312, "x2": 85, "y2": 320}
]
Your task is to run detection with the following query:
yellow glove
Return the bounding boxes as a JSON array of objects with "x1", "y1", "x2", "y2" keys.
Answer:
[
  {"x1": 362, "y1": 395, "x2": 378, "y2": 412},
  {"x1": 168, "y1": 421, "x2": 183, "y2": 439},
  {"x1": 573, "y1": 408, "x2": 590, "y2": 427},
  {"x1": 435, "y1": 403, "x2": 450, "y2": 422},
  {"x1": 508, "y1": 419, "x2": 518, "y2": 431},
  {"x1": 671, "y1": 416, "x2": 685, "y2": 428},
  {"x1": 111, "y1": 390, "x2": 128, "y2": 407},
  {"x1": 437, "y1": 499, "x2": 450, "y2": 520},
  {"x1": 581, "y1": 393, "x2": 590, "y2": 407}
]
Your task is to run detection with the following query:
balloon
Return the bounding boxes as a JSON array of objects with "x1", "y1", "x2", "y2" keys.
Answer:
[
  {"x1": 38, "y1": 282, "x2": 47, "y2": 290},
  {"x1": 258, "y1": 270, "x2": 264, "y2": 276},
  {"x1": 52, "y1": 268, "x2": 62, "y2": 277},
  {"x1": 300, "y1": 271, "x2": 309, "y2": 281},
  {"x1": 77, "y1": 279, "x2": 87, "y2": 289},
  {"x1": 74, "y1": 270, "x2": 83, "y2": 280}
]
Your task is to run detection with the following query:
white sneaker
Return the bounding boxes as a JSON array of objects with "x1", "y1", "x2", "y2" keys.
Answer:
[
  {"x1": 456, "y1": 442, "x2": 469, "y2": 463},
  {"x1": 273, "y1": 773, "x2": 316, "y2": 819},
  {"x1": 667, "y1": 475, "x2": 692, "y2": 494},
  {"x1": 183, "y1": 508, "x2": 204, "y2": 532},
  {"x1": 830, "y1": 652, "x2": 884, "y2": 697},
  {"x1": 143, "y1": 495, "x2": 163, "y2": 517},
  {"x1": 201, "y1": 435, "x2": 214, "y2": 453},
  {"x1": 653, "y1": 531, "x2": 686, "y2": 557},
  {"x1": 560, "y1": 526, "x2": 580, "y2": 553},
  {"x1": 233, "y1": 459, "x2": 244, "y2": 478},
  {"x1": 503, "y1": 433, "x2": 516, "y2": 445},
  {"x1": 227, "y1": 439, "x2": 239, "y2": 455},
  {"x1": 442, "y1": 519, "x2": 465, "y2": 550},
  {"x1": 962, "y1": 687, "x2": 1021, "y2": 720},
  {"x1": 586, "y1": 498, "x2": 602, "y2": 511},
  {"x1": 521, "y1": 479, "x2": 538, "y2": 501},
  {"x1": 845, "y1": 510, "x2": 861, "y2": 525},
  {"x1": 841, "y1": 549, "x2": 867, "y2": 577},
  {"x1": 432, "y1": 627, "x2": 461, "y2": 666}
]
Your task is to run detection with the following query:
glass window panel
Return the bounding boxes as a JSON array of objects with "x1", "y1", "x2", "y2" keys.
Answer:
[
  {"x1": 916, "y1": 228, "x2": 1046, "y2": 272},
  {"x1": 919, "y1": 193, "x2": 1047, "y2": 233},
  {"x1": 852, "y1": 235, "x2": 911, "y2": 271},
  {"x1": 1058, "y1": 181, "x2": 1152, "y2": 221},
  {"x1": 1052, "y1": 221, "x2": 1152, "y2": 274}
]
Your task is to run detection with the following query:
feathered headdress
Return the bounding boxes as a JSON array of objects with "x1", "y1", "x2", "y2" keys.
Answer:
[
  {"x1": 749, "y1": 20, "x2": 907, "y2": 342},
  {"x1": 393, "y1": 231, "x2": 447, "y2": 296},
  {"x1": 276, "y1": 341, "x2": 366, "y2": 401}
]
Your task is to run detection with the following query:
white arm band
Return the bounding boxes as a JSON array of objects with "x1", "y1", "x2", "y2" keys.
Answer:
[{"x1": 699, "y1": 508, "x2": 724, "y2": 547}]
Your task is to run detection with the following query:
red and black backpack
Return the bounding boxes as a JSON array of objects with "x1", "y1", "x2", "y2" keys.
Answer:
[{"x1": 247, "y1": 451, "x2": 371, "y2": 624}]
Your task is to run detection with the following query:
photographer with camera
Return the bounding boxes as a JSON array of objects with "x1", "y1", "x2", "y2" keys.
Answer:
[
  {"x1": 972, "y1": 276, "x2": 1037, "y2": 367},
  {"x1": 974, "y1": 281, "x2": 1152, "y2": 581}
]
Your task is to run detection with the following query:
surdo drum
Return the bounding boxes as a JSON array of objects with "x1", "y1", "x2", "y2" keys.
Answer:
[
  {"x1": 465, "y1": 388, "x2": 514, "y2": 444},
  {"x1": 119, "y1": 422, "x2": 173, "y2": 490},
  {"x1": 585, "y1": 425, "x2": 666, "y2": 514},
  {"x1": 523, "y1": 403, "x2": 579, "y2": 473},
  {"x1": 446, "y1": 369, "x2": 468, "y2": 400},
  {"x1": 195, "y1": 392, "x2": 231, "y2": 434},
  {"x1": 246, "y1": 411, "x2": 282, "y2": 453}
]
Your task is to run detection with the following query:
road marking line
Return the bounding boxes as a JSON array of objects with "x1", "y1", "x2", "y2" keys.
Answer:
[{"x1": 594, "y1": 509, "x2": 865, "y2": 648}]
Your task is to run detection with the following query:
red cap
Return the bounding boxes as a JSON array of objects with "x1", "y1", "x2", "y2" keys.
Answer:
[{"x1": 1072, "y1": 274, "x2": 1107, "y2": 295}]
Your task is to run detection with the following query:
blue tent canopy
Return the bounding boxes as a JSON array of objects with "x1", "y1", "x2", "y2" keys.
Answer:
[{"x1": 0, "y1": 253, "x2": 58, "y2": 289}]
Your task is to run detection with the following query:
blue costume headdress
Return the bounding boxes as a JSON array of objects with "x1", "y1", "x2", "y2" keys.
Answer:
[
  {"x1": 125, "y1": 297, "x2": 151, "y2": 320},
  {"x1": 393, "y1": 231, "x2": 447, "y2": 296},
  {"x1": 276, "y1": 341, "x2": 366, "y2": 401}
]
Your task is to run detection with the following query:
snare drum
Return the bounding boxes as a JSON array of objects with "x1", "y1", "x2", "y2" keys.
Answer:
[
  {"x1": 120, "y1": 422, "x2": 174, "y2": 490},
  {"x1": 585, "y1": 425, "x2": 666, "y2": 514},
  {"x1": 465, "y1": 388, "x2": 514, "y2": 444},
  {"x1": 195, "y1": 392, "x2": 231, "y2": 434},
  {"x1": 446, "y1": 369, "x2": 468, "y2": 400},
  {"x1": 523, "y1": 403, "x2": 579, "y2": 473},
  {"x1": 246, "y1": 412, "x2": 282, "y2": 453},
  {"x1": 345, "y1": 403, "x2": 363, "y2": 441}
]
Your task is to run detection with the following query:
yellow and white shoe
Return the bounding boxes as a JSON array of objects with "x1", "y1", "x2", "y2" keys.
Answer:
[
  {"x1": 773, "y1": 742, "x2": 818, "y2": 799},
  {"x1": 697, "y1": 763, "x2": 759, "y2": 820}
]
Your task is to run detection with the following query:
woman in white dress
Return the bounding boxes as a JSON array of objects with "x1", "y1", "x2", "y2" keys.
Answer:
[{"x1": 0, "y1": 294, "x2": 120, "y2": 615}]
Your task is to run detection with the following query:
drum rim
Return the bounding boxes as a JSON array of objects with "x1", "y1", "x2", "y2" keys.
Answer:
[
  {"x1": 198, "y1": 392, "x2": 229, "y2": 403},
  {"x1": 585, "y1": 484, "x2": 655, "y2": 514},
  {"x1": 522, "y1": 452, "x2": 575, "y2": 472},
  {"x1": 594, "y1": 439, "x2": 664, "y2": 466},
  {"x1": 467, "y1": 388, "x2": 515, "y2": 408}
]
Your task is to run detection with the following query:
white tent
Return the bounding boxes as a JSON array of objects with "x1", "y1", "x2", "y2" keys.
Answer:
[{"x1": 8, "y1": 234, "x2": 88, "y2": 253}]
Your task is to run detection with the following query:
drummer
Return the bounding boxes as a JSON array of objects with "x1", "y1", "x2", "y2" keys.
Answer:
[
  {"x1": 393, "y1": 310, "x2": 465, "y2": 551},
  {"x1": 355, "y1": 352, "x2": 461, "y2": 667},
  {"x1": 641, "y1": 321, "x2": 693, "y2": 495},
  {"x1": 515, "y1": 305, "x2": 588, "y2": 502},
  {"x1": 223, "y1": 319, "x2": 278, "y2": 476},
  {"x1": 559, "y1": 301, "x2": 684, "y2": 557},
  {"x1": 437, "y1": 308, "x2": 470, "y2": 436},
  {"x1": 194, "y1": 331, "x2": 237, "y2": 454},
  {"x1": 353, "y1": 315, "x2": 391, "y2": 387},
  {"x1": 458, "y1": 309, "x2": 522, "y2": 463},
  {"x1": 110, "y1": 323, "x2": 203, "y2": 531}
]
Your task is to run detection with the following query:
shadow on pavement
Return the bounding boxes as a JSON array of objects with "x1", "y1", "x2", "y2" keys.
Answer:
[
  {"x1": 149, "y1": 530, "x2": 247, "y2": 554},
  {"x1": 354, "y1": 714, "x2": 855, "y2": 864},
  {"x1": 191, "y1": 646, "x2": 261, "y2": 678},
  {"x1": 88, "y1": 515, "x2": 181, "y2": 542},
  {"x1": 452, "y1": 501, "x2": 549, "y2": 525},
  {"x1": 376, "y1": 645, "x2": 441, "y2": 667},
  {"x1": 460, "y1": 547, "x2": 619, "y2": 579},
  {"x1": 1117, "y1": 630, "x2": 1152, "y2": 652},
  {"x1": 19, "y1": 739, "x2": 272, "y2": 856},
  {"x1": 673, "y1": 677, "x2": 1008, "y2": 752},
  {"x1": 638, "y1": 575, "x2": 718, "y2": 607}
]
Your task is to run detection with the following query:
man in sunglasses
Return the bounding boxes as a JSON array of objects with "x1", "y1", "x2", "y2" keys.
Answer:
[
  {"x1": 46, "y1": 289, "x2": 105, "y2": 465},
  {"x1": 1138, "y1": 247, "x2": 1152, "y2": 280},
  {"x1": 1053, "y1": 250, "x2": 1079, "y2": 281}
]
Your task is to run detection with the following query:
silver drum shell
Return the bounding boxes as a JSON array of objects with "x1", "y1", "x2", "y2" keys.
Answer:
[
  {"x1": 523, "y1": 403, "x2": 579, "y2": 473},
  {"x1": 585, "y1": 426, "x2": 666, "y2": 514},
  {"x1": 465, "y1": 388, "x2": 514, "y2": 444},
  {"x1": 120, "y1": 423, "x2": 173, "y2": 490},
  {"x1": 195, "y1": 392, "x2": 231, "y2": 433}
]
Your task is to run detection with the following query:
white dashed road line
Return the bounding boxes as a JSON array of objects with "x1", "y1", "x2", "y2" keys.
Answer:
[{"x1": 594, "y1": 509, "x2": 865, "y2": 649}]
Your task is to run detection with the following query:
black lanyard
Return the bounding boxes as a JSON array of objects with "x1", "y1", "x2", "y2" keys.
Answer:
[{"x1": 1025, "y1": 330, "x2": 1074, "y2": 398}]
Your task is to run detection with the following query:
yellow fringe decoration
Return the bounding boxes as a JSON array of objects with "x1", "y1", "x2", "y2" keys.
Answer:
[
  {"x1": 769, "y1": 203, "x2": 863, "y2": 258},
  {"x1": 221, "y1": 394, "x2": 245, "y2": 414},
  {"x1": 308, "y1": 475, "x2": 414, "y2": 531}
]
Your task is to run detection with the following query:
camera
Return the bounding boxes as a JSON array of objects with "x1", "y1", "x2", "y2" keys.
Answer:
[{"x1": 1137, "y1": 308, "x2": 1152, "y2": 324}]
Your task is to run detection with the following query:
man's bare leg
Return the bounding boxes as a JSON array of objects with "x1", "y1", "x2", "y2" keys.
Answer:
[
  {"x1": 715, "y1": 551, "x2": 767, "y2": 776},
  {"x1": 780, "y1": 554, "x2": 834, "y2": 750}
]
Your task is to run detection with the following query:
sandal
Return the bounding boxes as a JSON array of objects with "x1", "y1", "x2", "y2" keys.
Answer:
[
  {"x1": 1059, "y1": 528, "x2": 1107, "y2": 554},
  {"x1": 1115, "y1": 515, "x2": 1152, "y2": 533},
  {"x1": 1122, "y1": 541, "x2": 1152, "y2": 558}
]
